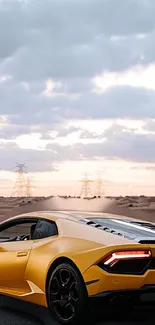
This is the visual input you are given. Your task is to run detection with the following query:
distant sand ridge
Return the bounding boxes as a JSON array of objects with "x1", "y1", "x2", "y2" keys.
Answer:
[{"x1": 0, "y1": 195, "x2": 155, "y2": 223}]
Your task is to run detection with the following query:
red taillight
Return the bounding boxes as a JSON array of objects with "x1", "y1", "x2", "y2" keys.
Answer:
[{"x1": 101, "y1": 250, "x2": 151, "y2": 267}]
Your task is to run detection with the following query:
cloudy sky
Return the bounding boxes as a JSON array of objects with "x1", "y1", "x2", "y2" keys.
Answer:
[{"x1": 1, "y1": 0, "x2": 155, "y2": 196}]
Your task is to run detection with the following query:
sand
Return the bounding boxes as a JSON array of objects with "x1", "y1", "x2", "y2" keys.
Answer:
[{"x1": 0, "y1": 195, "x2": 155, "y2": 223}]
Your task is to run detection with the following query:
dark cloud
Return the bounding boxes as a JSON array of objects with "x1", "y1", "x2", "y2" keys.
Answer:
[
  {"x1": 0, "y1": 141, "x2": 83, "y2": 172},
  {"x1": 0, "y1": 144, "x2": 56, "y2": 172},
  {"x1": 1, "y1": 123, "x2": 155, "y2": 172},
  {"x1": 1, "y1": 0, "x2": 155, "y2": 169},
  {"x1": 1, "y1": 83, "x2": 155, "y2": 123},
  {"x1": 0, "y1": 0, "x2": 155, "y2": 81},
  {"x1": 57, "y1": 127, "x2": 81, "y2": 137},
  {"x1": 75, "y1": 128, "x2": 155, "y2": 163},
  {"x1": 67, "y1": 86, "x2": 155, "y2": 119},
  {"x1": 0, "y1": 124, "x2": 34, "y2": 139},
  {"x1": 45, "y1": 124, "x2": 155, "y2": 163},
  {"x1": 0, "y1": 0, "x2": 155, "y2": 122}
]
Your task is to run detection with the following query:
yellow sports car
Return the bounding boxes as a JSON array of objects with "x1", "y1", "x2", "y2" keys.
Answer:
[{"x1": 0, "y1": 210, "x2": 155, "y2": 324}]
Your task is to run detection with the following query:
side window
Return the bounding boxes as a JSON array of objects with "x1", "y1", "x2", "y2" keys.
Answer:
[
  {"x1": 32, "y1": 220, "x2": 58, "y2": 240},
  {"x1": 0, "y1": 221, "x2": 37, "y2": 242}
]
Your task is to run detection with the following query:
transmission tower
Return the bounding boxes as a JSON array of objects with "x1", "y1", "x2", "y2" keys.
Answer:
[
  {"x1": 79, "y1": 173, "x2": 94, "y2": 197},
  {"x1": 11, "y1": 163, "x2": 28, "y2": 197},
  {"x1": 95, "y1": 173, "x2": 104, "y2": 197},
  {"x1": 25, "y1": 176, "x2": 35, "y2": 197}
]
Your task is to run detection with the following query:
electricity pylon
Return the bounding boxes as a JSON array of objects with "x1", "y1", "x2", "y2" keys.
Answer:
[
  {"x1": 95, "y1": 173, "x2": 104, "y2": 197},
  {"x1": 11, "y1": 163, "x2": 34, "y2": 197},
  {"x1": 25, "y1": 176, "x2": 35, "y2": 197},
  {"x1": 79, "y1": 173, "x2": 94, "y2": 197}
]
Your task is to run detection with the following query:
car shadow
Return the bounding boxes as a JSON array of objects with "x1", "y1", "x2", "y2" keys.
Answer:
[{"x1": 1, "y1": 295, "x2": 155, "y2": 325}]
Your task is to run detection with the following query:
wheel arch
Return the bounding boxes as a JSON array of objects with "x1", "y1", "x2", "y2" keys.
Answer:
[{"x1": 45, "y1": 256, "x2": 86, "y2": 298}]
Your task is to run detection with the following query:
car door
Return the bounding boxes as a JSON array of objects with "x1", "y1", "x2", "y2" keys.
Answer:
[{"x1": 0, "y1": 218, "x2": 36, "y2": 293}]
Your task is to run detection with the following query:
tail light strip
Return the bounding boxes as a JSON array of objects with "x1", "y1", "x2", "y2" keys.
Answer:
[{"x1": 102, "y1": 250, "x2": 151, "y2": 267}]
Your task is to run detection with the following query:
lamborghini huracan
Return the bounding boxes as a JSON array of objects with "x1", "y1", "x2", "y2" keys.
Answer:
[{"x1": 0, "y1": 210, "x2": 155, "y2": 324}]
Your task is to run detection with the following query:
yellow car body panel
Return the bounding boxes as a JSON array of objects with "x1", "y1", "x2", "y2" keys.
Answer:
[
  {"x1": 83, "y1": 266, "x2": 155, "y2": 296},
  {"x1": 0, "y1": 210, "x2": 155, "y2": 308}
]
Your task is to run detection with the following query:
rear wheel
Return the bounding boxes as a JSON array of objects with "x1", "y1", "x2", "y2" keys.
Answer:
[{"x1": 47, "y1": 262, "x2": 90, "y2": 324}]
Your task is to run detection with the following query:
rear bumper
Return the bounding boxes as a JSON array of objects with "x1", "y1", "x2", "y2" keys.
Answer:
[
  {"x1": 88, "y1": 286, "x2": 155, "y2": 309},
  {"x1": 90, "y1": 285, "x2": 155, "y2": 299},
  {"x1": 83, "y1": 265, "x2": 155, "y2": 296}
]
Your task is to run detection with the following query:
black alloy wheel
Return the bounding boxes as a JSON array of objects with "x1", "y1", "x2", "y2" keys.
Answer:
[{"x1": 47, "y1": 262, "x2": 89, "y2": 324}]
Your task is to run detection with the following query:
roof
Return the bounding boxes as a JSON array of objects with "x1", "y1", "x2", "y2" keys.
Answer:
[
  {"x1": 4, "y1": 210, "x2": 155, "y2": 246},
  {"x1": 9, "y1": 210, "x2": 138, "y2": 222}
]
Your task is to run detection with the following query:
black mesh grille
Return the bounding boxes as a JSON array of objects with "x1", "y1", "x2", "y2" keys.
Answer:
[
  {"x1": 79, "y1": 218, "x2": 155, "y2": 242},
  {"x1": 79, "y1": 218, "x2": 126, "y2": 237}
]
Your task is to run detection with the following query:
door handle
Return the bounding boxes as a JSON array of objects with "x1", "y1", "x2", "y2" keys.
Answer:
[{"x1": 17, "y1": 252, "x2": 28, "y2": 257}]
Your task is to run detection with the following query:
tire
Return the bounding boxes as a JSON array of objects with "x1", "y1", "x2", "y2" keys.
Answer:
[{"x1": 47, "y1": 262, "x2": 90, "y2": 325}]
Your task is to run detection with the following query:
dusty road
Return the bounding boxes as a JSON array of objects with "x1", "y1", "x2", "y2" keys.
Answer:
[
  {"x1": 0, "y1": 308, "x2": 41, "y2": 325},
  {"x1": 1, "y1": 305, "x2": 155, "y2": 325}
]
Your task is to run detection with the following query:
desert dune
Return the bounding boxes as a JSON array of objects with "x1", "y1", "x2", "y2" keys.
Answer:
[{"x1": 0, "y1": 195, "x2": 155, "y2": 223}]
